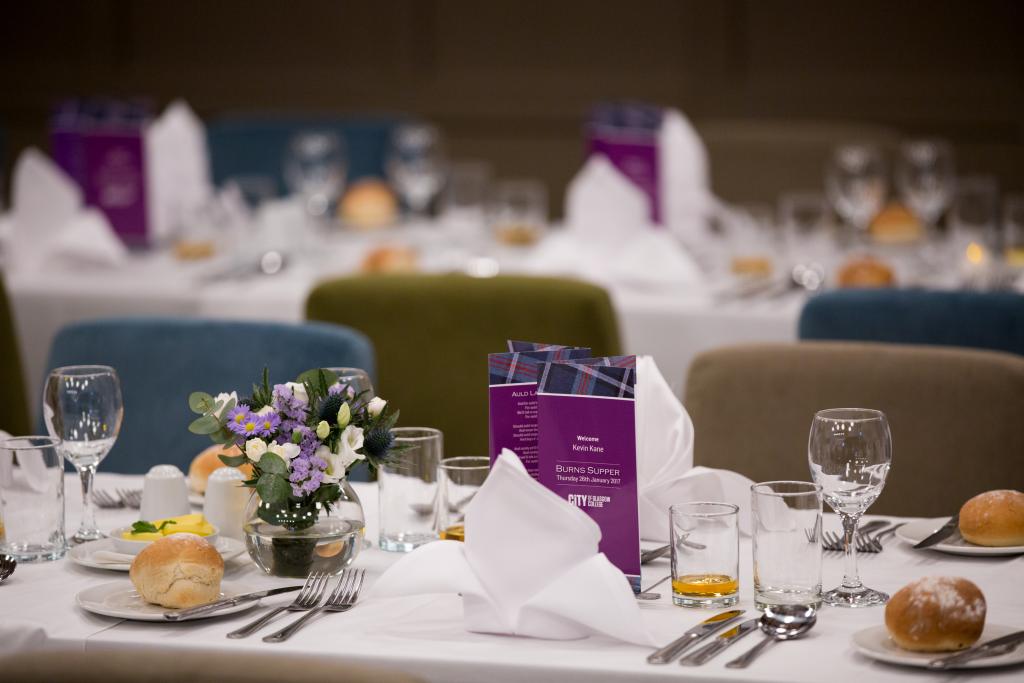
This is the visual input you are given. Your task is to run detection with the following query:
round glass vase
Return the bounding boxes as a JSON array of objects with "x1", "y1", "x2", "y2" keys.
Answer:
[{"x1": 242, "y1": 480, "x2": 365, "y2": 578}]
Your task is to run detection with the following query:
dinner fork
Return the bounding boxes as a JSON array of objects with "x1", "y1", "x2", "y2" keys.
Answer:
[
  {"x1": 226, "y1": 570, "x2": 329, "y2": 638},
  {"x1": 117, "y1": 489, "x2": 142, "y2": 509},
  {"x1": 262, "y1": 568, "x2": 365, "y2": 643},
  {"x1": 93, "y1": 490, "x2": 124, "y2": 509},
  {"x1": 821, "y1": 519, "x2": 888, "y2": 552}
]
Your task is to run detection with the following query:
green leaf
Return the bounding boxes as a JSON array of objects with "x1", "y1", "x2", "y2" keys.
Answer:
[
  {"x1": 257, "y1": 452, "x2": 288, "y2": 476},
  {"x1": 210, "y1": 427, "x2": 234, "y2": 445},
  {"x1": 219, "y1": 453, "x2": 248, "y2": 467},
  {"x1": 189, "y1": 392, "x2": 215, "y2": 414},
  {"x1": 131, "y1": 520, "x2": 158, "y2": 534},
  {"x1": 256, "y1": 473, "x2": 291, "y2": 503},
  {"x1": 312, "y1": 483, "x2": 340, "y2": 504},
  {"x1": 296, "y1": 368, "x2": 337, "y2": 387},
  {"x1": 189, "y1": 415, "x2": 223, "y2": 435}
]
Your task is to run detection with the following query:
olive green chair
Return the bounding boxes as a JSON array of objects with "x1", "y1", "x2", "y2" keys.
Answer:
[
  {"x1": 306, "y1": 274, "x2": 621, "y2": 456},
  {"x1": 0, "y1": 277, "x2": 29, "y2": 435},
  {"x1": 684, "y1": 342, "x2": 1024, "y2": 516}
]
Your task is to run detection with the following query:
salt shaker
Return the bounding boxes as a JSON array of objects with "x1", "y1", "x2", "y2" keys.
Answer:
[
  {"x1": 203, "y1": 467, "x2": 250, "y2": 540},
  {"x1": 140, "y1": 465, "x2": 190, "y2": 521}
]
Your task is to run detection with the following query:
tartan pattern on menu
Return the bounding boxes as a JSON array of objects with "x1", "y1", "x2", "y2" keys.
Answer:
[
  {"x1": 488, "y1": 348, "x2": 592, "y2": 385},
  {"x1": 506, "y1": 340, "x2": 588, "y2": 352},
  {"x1": 570, "y1": 355, "x2": 637, "y2": 369},
  {"x1": 538, "y1": 356, "x2": 637, "y2": 398}
]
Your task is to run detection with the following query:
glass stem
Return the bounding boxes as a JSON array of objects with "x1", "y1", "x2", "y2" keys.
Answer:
[
  {"x1": 841, "y1": 513, "x2": 862, "y2": 590},
  {"x1": 78, "y1": 465, "x2": 98, "y2": 535}
]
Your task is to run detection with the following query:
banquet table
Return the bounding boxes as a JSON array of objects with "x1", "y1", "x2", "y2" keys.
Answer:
[{"x1": 2, "y1": 472, "x2": 1021, "y2": 682}]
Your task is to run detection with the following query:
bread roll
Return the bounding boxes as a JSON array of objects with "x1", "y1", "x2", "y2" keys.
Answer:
[
  {"x1": 869, "y1": 203, "x2": 923, "y2": 245},
  {"x1": 837, "y1": 256, "x2": 895, "y2": 288},
  {"x1": 884, "y1": 577, "x2": 986, "y2": 652},
  {"x1": 959, "y1": 490, "x2": 1024, "y2": 547},
  {"x1": 189, "y1": 445, "x2": 252, "y2": 494},
  {"x1": 130, "y1": 534, "x2": 224, "y2": 608},
  {"x1": 340, "y1": 178, "x2": 398, "y2": 230}
]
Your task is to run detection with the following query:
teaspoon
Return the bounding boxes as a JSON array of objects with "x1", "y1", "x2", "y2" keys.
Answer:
[
  {"x1": 725, "y1": 603, "x2": 817, "y2": 668},
  {"x1": 0, "y1": 554, "x2": 16, "y2": 583}
]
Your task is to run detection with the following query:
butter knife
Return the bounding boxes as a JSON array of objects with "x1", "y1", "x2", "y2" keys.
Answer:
[
  {"x1": 646, "y1": 609, "x2": 745, "y2": 664},
  {"x1": 679, "y1": 618, "x2": 761, "y2": 666},
  {"x1": 163, "y1": 585, "x2": 303, "y2": 621},
  {"x1": 929, "y1": 630, "x2": 1024, "y2": 669},
  {"x1": 913, "y1": 514, "x2": 959, "y2": 549}
]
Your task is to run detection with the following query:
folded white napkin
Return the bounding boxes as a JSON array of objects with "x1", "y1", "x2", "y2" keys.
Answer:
[
  {"x1": 90, "y1": 550, "x2": 135, "y2": 565},
  {"x1": 565, "y1": 155, "x2": 653, "y2": 237},
  {"x1": 145, "y1": 99, "x2": 214, "y2": 244},
  {"x1": 7, "y1": 148, "x2": 127, "y2": 271},
  {"x1": 371, "y1": 449, "x2": 655, "y2": 646},
  {"x1": 658, "y1": 109, "x2": 716, "y2": 238},
  {"x1": 636, "y1": 355, "x2": 753, "y2": 541}
]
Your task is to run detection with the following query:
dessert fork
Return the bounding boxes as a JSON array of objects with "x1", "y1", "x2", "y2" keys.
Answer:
[
  {"x1": 227, "y1": 570, "x2": 329, "y2": 638},
  {"x1": 262, "y1": 568, "x2": 365, "y2": 642},
  {"x1": 93, "y1": 490, "x2": 124, "y2": 509}
]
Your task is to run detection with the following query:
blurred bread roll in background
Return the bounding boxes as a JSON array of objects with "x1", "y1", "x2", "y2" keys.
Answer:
[
  {"x1": 189, "y1": 445, "x2": 252, "y2": 494},
  {"x1": 341, "y1": 178, "x2": 398, "y2": 230},
  {"x1": 838, "y1": 256, "x2": 895, "y2": 288},
  {"x1": 884, "y1": 576, "x2": 986, "y2": 652},
  {"x1": 129, "y1": 534, "x2": 224, "y2": 608},
  {"x1": 959, "y1": 490, "x2": 1024, "y2": 547},
  {"x1": 360, "y1": 245, "x2": 419, "y2": 274},
  {"x1": 869, "y1": 203, "x2": 923, "y2": 245}
]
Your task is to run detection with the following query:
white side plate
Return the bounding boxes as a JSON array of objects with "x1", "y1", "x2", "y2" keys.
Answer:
[
  {"x1": 853, "y1": 624, "x2": 1024, "y2": 670},
  {"x1": 69, "y1": 536, "x2": 246, "y2": 572},
  {"x1": 76, "y1": 580, "x2": 260, "y2": 621},
  {"x1": 896, "y1": 518, "x2": 1024, "y2": 556}
]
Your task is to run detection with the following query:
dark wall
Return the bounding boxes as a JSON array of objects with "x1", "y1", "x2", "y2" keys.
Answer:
[{"x1": 2, "y1": 0, "x2": 1022, "y2": 210}]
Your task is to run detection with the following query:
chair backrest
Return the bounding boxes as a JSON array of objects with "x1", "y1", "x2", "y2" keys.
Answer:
[
  {"x1": 684, "y1": 341, "x2": 1024, "y2": 516},
  {"x1": 0, "y1": 276, "x2": 30, "y2": 435},
  {"x1": 798, "y1": 289, "x2": 1024, "y2": 356},
  {"x1": 306, "y1": 274, "x2": 621, "y2": 457},
  {"x1": 41, "y1": 317, "x2": 374, "y2": 474},
  {"x1": 206, "y1": 114, "x2": 405, "y2": 194}
]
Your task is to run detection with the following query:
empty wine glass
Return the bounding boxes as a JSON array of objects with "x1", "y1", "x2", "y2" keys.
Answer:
[
  {"x1": 896, "y1": 139, "x2": 955, "y2": 229},
  {"x1": 43, "y1": 365, "x2": 124, "y2": 542},
  {"x1": 808, "y1": 408, "x2": 892, "y2": 608},
  {"x1": 388, "y1": 122, "x2": 446, "y2": 220},
  {"x1": 284, "y1": 131, "x2": 347, "y2": 219},
  {"x1": 825, "y1": 144, "x2": 888, "y2": 237}
]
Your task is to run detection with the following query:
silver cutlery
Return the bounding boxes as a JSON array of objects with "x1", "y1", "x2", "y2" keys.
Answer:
[
  {"x1": 118, "y1": 488, "x2": 142, "y2": 508},
  {"x1": 636, "y1": 574, "x2": 670, "y2": 601},
  {"x1": 0, "y1": 554, "x2": 15, "y2": 583},
  {"x1": 914, "y1": 513, "x2": 960, "y2": 549},
  {"x1": 93, "y1": 490, "x2": 124, "y2": 509},
  {"x1": 647, "y1": 609, "x2": 746, "y2": 664},
  {"x1": 641, "y1": 545, "x2": 669, "y2": 564},
  {"x1": 680, "y1": 618, "x2": 761, "y2": 666},
  {"x1": 164, "y1": 585, "x2": 304, "y2": 621},
  {"x1": 262, "y1": 568, "x2": 365, "y2": 643},
  {"x1": 820, "y1": 519, "x2": 889, "y2": 552},
  {"x1": 725, "y1": 604, "x2": 817, "y2": 669},
  {"x1": 929, "y1": 630, "x2": 1024, "y2": 668},
  {"x1": 226, "y1": 570, "x2": 328, "y2": 638}
]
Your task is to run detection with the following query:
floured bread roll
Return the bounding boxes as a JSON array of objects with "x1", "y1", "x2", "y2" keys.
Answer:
[
  {"x1": 885, "y1": 576, "x2": 986, "y2": 652},
  {"x1": 130, "y1": 533, "x2": 224, "y2": 608},
  {"x1": 959, "y1": 490, "x2": 1024, "y2": 547}
]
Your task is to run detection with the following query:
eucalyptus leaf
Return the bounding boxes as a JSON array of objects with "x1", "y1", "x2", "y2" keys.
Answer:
[
  {"x1": 189, "y1": 391, "x2": 215, "y2": 414},
  {"x1": 256, "y1": 473, "x2": 291, "y2": 503},
  {"x1": 313, "y1": 483, "x2": 340, "y2": 504},
  {"x1": 258, "y1": 452, "x2": 289, "y2": 476},
  {"x1": 189, "y1": 415, "x2": 223, "y2": 435},
  {"x1": 297, "y1": 368, "x2": 337, "y2": 387},
  {"x1": 218, "y1": 453, "x2": 248, "y2": 467}
]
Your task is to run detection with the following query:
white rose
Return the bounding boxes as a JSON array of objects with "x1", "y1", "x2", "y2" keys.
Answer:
[
  {"x1": 268, "y1": 442, "x2": 301, "y2": 461},
  {"x1": 213, "y1": 392, "x2": 238, "y2": 419},
  {"x1": 245, "y1": 438, "x2": 267, "y2": 463},
  {"x1": 322, "y1": 426, "x2": 365, "y2": 482},
  {"x1": 283, "y1": 381, "x2": 309, "y2": 405},
  {"x1": 367, "y1": 396, "x2": 387, "y2": 417}
]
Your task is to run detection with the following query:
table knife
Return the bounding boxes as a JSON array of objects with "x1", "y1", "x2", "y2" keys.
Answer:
[
  {"x1": 679, "y1": 618, "x2": 761, "y2": 666},
  {"x1": 913, "y1": 514, "x2": 959, "y2": 549},
  {"x1": 163, "y1": 585, "x2": 303, "y2": 621},
  {"x1": 929, "y1": 630, "x2": 1024, "y2": 668},
  {"x1": 646, "y1": 609, "x2": 745, "y2": 664}
]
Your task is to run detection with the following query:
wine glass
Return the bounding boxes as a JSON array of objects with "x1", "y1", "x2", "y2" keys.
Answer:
[
  {"x1": 825, "y1": 144, "x2": 888, "y2": 237},
  {"x1": 43, "y1": 365, "x2": 124, "y2": 543},
  {"x1": 284, "y1": 131, "x2": 347, "y2": 219},
  {"x1": 896, "y1": 139, "x2": 955, "y2": 230},
  {"x1": 808, "y1": 408, "x2": 892, "y2": 608},
  {"x1": 387, "y1": 122, "x2": 446, "y2": 220}
]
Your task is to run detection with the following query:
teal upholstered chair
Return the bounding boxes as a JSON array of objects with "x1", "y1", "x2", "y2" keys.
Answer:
[
  {"x1": 798, "y1": 289, "x2": 1024, "y2": 356},
  {"x1": 206, "y1": 115, "x2": 405, "y2": 195},
  {"x1": 41, "y1": 318, "x2": 374, "y2": 475}
]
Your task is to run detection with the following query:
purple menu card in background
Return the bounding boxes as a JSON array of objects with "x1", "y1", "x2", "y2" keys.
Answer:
[{"x1": 586, "y1": 102, "x2": 663, "y2": 225}]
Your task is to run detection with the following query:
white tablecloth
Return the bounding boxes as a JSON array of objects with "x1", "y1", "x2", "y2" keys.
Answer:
[{"x1": 2, "y1": 473, "x2": 1021, "y2": 682}]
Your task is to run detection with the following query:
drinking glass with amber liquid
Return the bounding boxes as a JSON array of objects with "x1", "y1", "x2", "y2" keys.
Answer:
[
  {"x1": 436, "y1": 457, "x2": 490, "y2": 542},
  {"x1": 670, "y1": 502, "x2": 739, "y2": 608}
]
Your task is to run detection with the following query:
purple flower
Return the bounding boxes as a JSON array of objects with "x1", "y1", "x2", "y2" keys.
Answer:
[
  {"x1": 226, "y1": 407, "x2": 261, "y2": 438},
  {"x1": 253, "y1": 410, "x2": 280, "y2": 437},
  {"x1": 328, "y1": 383, "x2": 345, "y2": 397},
  {"x1": 273, "y1": 384, "x2": 307, "y2": 422},
  {"x1": 225, "y1": 405, "x2": 251, "y2": 430}
]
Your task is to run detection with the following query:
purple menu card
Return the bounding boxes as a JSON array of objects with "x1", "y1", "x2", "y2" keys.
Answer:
[{"x1": 537, "y1": 358, "x2": 641, "y2": 592}]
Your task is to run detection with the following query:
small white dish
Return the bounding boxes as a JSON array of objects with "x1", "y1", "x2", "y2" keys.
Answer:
[
  {"x1": 111, "y1": 526, "x2": 220, "y2": 556},
  {"x1": 76, "y1": 580, "x2": 259, "y2": 621},
  {"x1": 69, "y1": 537, "x2": 246, "y2": 572},
  {"x1": 896, "y1": 518, "x2": 1024, "y2": 556},
  {"x1": 853, "y1": 624, "x2": 1024, "y2": 670}
]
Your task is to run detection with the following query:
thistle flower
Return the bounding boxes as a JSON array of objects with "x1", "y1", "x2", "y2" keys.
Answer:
[{"x1": 362, "y1": 426, "x2": 394, "y2": 460}]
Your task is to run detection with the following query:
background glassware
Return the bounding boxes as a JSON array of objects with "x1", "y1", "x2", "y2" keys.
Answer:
[
  {"x1": 491, "y1": 179, "x2": 548, "y2": 247},
  {"x1": 948, "y1": 176, "x2": 999, "y2": 285},
  {"x1": 436, "y1": 456, "x2": 490, "y2": 541},
  {"x1": 379, "y1": 427, "x2": 443, "y2": 552},
  {"x1": 440, "y1": 161, "x2": 492, "y2": 231},
  {"x1": 0, "y1": 436, "x2": 66, "y2": 561},
  {"x1": 895, "y1": 138, "x2": 955, "y2": 229},
  {"x1": 825, "y1": 143, "x2": 888, "y2": 237},
  {"x1": 1003, "y1": 194, "x2": 1024, "y2": 267},
  {"x1": 751, "y1": 481, "x2": 823, "y2": 610},
  {"x1": 324, "y1": 367, "x2": 374, "y2": 407},
  {"x1": 808, "y1": 408, "x2": 892, "y2": 608},
  {"x1": 778, "y1": 192, "x2": 831, "y2": 259},
  {"x1": 670, "y1": 502, "x2": 739, "y2": 608},
  {"x1": 284, "y1": 131, "x2": 347, "y2": 219},
  {"x1": 43, "y1": 365, "x2": 123, "y2": 543},
  {"x1": 387, "y1": 122, "x2": 446, "y2": 220}
]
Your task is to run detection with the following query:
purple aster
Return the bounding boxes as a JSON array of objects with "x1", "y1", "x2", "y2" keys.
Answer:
[
  {"x1": 328, "y1": 383, "x2": 345, "y2": 397},
  {"x1": 226, "y1": 409, "x2": 261, "y2": 438},
  {"x1": 253, "y1": 410, "x2": 280, "y2": 437},
  {"x1": 225, "y1": 405, "x2": 251, "y2": 431}
]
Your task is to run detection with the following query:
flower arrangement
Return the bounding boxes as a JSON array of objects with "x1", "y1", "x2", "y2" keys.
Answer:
[{"x1": 188, "y1": 368, "x2": 400, "y2": 529}]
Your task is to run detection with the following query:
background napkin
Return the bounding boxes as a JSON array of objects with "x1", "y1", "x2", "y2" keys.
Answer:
[
  {"x1": 370, "y1": 450, "x2": 655, "y2": 646},
  {"x1": 636, "y1": 355, "x2": 754, "y2": 540},
  {"x1": 6, "y1": 148, "x2": 127, "y2": 271}
]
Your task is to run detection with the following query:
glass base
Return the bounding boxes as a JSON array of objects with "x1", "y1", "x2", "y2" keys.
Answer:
[
  {"x1": 72, "y1": 528, "x2": 105, "y2": 544},
  {"x1": 379, "y1": 533, "x2": 436, "y2": 553},
  {"x1": 823, "y1": 584, "x2": 889, "y2": 608},
  {"x1": 1, "y1": 542, "x2": 67, "y2": 562},
  {"x1": 673, "y1": 593, "x2": 739, "y2": 608},
  {"x1": 755, "y1": 589, "x2": 822, "y2": 612}
]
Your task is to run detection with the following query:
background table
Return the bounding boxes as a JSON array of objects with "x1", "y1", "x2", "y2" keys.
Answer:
[{"x1": 2, "y1": 472, "x2": 1021, "y2": 682}]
